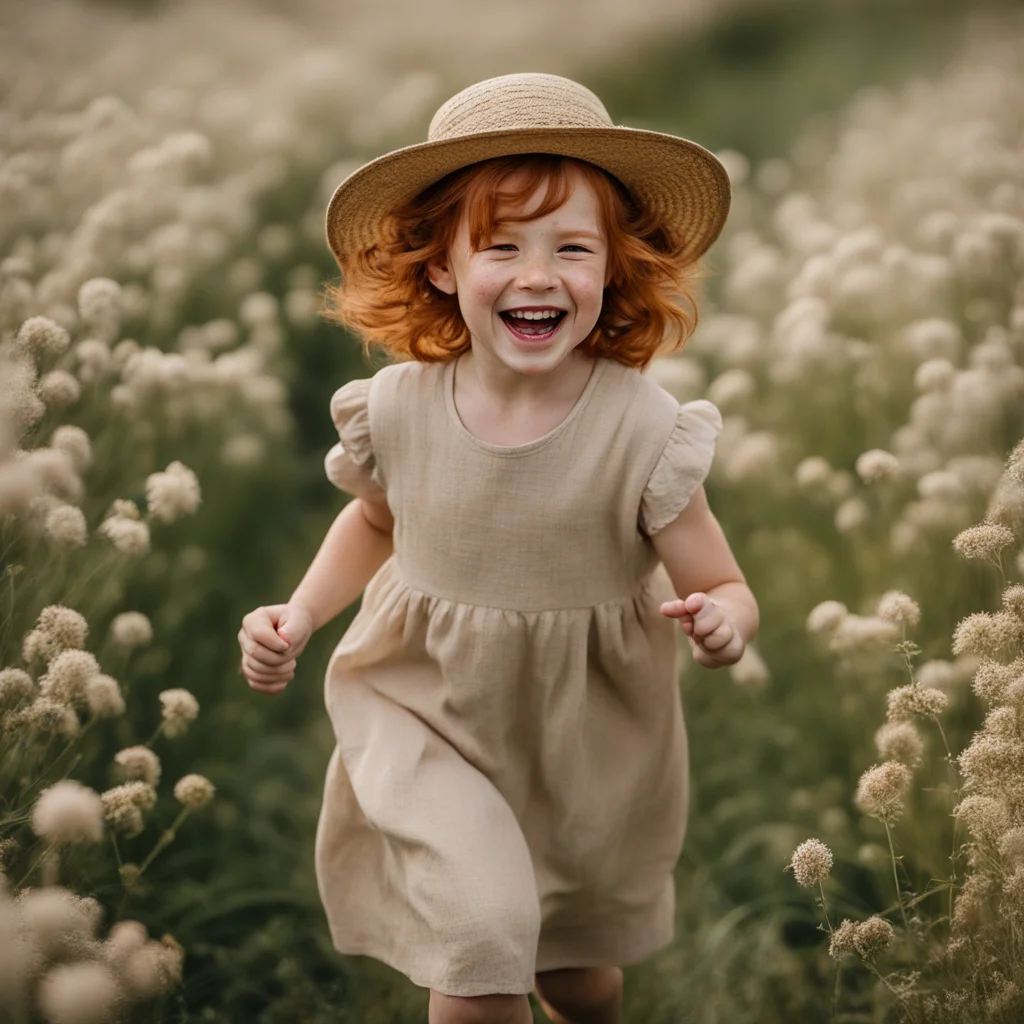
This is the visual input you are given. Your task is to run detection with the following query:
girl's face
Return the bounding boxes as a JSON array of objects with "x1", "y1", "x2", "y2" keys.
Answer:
[{"x1": 427, "y1": 164, "x2": 609, "y2": 377}]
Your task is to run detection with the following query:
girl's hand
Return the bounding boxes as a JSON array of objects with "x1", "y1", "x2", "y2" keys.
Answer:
[
  {"x1": 660, "y1": 592, "x2": 746, "y2": 668},
  {"x1": 238, "y1": 603, "x2": 314, "y2": 694}
]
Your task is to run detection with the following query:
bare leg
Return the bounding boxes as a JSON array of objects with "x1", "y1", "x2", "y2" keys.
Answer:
[
  {"x1": 534, "y1": 967, "x2": 623, "y2": 1024},
  {"x1": 429, "y1": 990, "x2": 533, "y2": 1024}
]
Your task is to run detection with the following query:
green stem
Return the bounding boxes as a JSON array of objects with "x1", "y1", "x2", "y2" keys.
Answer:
[
  {"x1": 884, "y1": 819, "x2": 911, "y2": 937},
  {"x1": 62, "y1": 549, "x2": 125, "y2": 609},
  {"x1": 818, "y1": 882, "x2": 833, "y2": 931},
  {"x1": 14, "y1": 841, "x2": 48, "y2": 889},
  {"x1": 932, "y1": 715, "x2": 960, "y2": 931},
  {"x1": 136, "y1": 806, "x2": 191, "y2": 877},
  {"x1": 144, "y1": 721, "x2": 165, "y2": 748}
]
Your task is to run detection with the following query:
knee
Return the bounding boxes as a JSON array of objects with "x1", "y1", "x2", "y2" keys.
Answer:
[
  {"x1": 429, "y1": 990, "x2": 530, "y2": 1024},
  {"x1": 534, "y1": 965, "x2": 623, "y2": 1016}
]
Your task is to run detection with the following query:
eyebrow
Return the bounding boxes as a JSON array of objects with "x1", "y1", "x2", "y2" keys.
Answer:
[{"x1": 493, "y1": 224, "x2": 604, "y2": 241}]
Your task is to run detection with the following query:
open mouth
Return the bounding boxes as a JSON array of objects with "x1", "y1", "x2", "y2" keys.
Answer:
[{"x1": 499, "y1": 310, "x2": 567, "y2": 343}]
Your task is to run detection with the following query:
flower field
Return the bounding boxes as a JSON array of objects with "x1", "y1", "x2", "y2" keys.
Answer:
[{"x1": 1, "y1": 1, "x2": 1022, "y2": 1021}]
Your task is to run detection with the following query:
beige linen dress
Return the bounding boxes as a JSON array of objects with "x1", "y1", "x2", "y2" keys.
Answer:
[{"x1": 315, "y1": 353, "x2": 723, "y2": 997}]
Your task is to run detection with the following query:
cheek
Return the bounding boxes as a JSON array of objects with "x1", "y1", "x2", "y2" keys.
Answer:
[
  {"x1": 466, "y1": 271, "x2": 504, "y2": 310},
  {"x1": 575, "y1": 267, "x2": 607, "y2": 310}
]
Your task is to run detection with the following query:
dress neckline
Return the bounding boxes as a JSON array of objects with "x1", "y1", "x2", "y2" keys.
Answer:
[{"x1": 443, "y1": 355, "x2": 608, "y2": 457}]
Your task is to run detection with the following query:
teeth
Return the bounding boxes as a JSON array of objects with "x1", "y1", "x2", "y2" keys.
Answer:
[{"x1": 507, "y1": 310, "x2": 562, "y2": 320}]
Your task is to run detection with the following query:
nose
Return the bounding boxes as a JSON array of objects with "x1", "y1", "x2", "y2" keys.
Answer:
[{"x1": 514, "y1": 251, "x2": 558, "y2": 291}]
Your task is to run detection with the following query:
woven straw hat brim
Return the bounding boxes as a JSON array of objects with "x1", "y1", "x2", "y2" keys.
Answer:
[{"x1": 326, "y1": 125, "x2": 731, "y2": 268}]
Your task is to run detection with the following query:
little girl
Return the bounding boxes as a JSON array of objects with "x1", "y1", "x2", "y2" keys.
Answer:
[{"x1": 239, "y1": 73, "x2": 758, "y2": 1024}]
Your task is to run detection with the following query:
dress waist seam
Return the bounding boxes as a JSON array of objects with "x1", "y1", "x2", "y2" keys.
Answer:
[{"x1": 387, "y1": 559, "x2": 657, "y2": 613}]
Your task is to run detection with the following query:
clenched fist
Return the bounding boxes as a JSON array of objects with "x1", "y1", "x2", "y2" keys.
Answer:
[{"x1": 238, "y1": 603, "x2": 314, "y2": 694}]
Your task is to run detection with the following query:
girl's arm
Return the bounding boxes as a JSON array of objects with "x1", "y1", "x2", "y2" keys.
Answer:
[
  {"x1": 652, "y1": 485, "x2": 759, "y2": 667},
  {"x1": 288, "y1": 497, "x2": 395, "y2": 633}
]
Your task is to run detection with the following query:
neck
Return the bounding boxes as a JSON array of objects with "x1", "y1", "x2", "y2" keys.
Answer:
[{"x1": 459, "y1": 345, "x2": 595, "y2": 405}]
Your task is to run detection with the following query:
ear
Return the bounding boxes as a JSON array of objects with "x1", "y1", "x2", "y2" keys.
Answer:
[{"x1": 426, "y1": 253, "x2": 457, "y2": 296}]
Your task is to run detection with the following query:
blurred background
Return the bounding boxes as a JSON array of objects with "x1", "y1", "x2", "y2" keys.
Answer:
[{"x1": 2, "y1": 0, "x2": 1023, "y2": 1020}]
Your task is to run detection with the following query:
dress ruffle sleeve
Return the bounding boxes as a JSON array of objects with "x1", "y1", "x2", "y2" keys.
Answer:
[
  {"x1": 324, "y1": 378, "x2": 387, "y2": 502},
  {"x1": 638, "y1": 399, "x2": 723, "y2": 536}
]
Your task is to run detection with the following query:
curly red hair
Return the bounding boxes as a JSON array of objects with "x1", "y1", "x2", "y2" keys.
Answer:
[{"x1": 322, "y1": 154, "x2": 706, "y2": 369}]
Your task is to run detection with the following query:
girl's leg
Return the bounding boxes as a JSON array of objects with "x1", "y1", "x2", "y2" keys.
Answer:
[
  {"x1": 533, "y1": 967, "x2": 623, "y2": 1024},
  {"x1": 428, "y1": 990, "x2": 533, "y2": 1024}
]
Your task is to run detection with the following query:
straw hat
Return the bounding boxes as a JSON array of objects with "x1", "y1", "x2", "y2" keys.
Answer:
[{"x1": 325, "y1": 72, "x2": 731, "y2": 267}]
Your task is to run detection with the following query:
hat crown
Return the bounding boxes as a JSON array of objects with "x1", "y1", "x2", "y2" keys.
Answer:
[{"x1": 428, "y1": 73, "x2": 614, "y2": 142}]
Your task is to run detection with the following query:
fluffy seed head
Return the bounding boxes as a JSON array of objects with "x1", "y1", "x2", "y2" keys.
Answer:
[
  {"x1": 39, "y1": 371, "x2": 82, "y2": 409},
  {"x1": 984, "y1": 706, "x2": 1019, "y2": 739},
  {"x1": 876, "y1": 590, "x2": 921, "y2": 628},
  {"x1": 159, "y1": 689, "x2": 199, "y2": 737},
  {"x1": 145, "y1": 461, "x2": 201, "y2": 524},
  {"x1": 806, "y1": 600, "x2": 848, "y2": 633},
  {"x1": 50, "y1": 426, "x2": 92, "y2": 473},
  {"x1": 856, "y1": 449, "x2": 899, "y2": 483},
  {"x1": 916, "y1": 659, "x2": 961, "y2": 690},
  {"x1": 998, "y1": 826, "x2": 1024, "y2": 866},
  {"x1": 914, "y1": 357, "x2": 956, "y2": 392},
  {"x1": 120, "y1": 943, "x2": 175, "y2": 1000},
  {"x1": 886, "y1": 683, "x2": 949, "y2": 722},
  {"x1": 853, "y1": 916, "x2": 896, "y2": 959},
  {"x1": 795, "y1": 456, "x2": 833, "y2": 489},
  {"x1": 954, "y1": 795, "x2": 1012, "y2": 845},
  {"x1": 108, "y1": 612, "x2": 153, "y2": 648},
  {"x1": 855, "y1": 761, "x2": 912, "y2": 821},
  {"x1": 15, "y1": 316, "x2": 70, "y2": 359},
  {"x1": 20, "y1": 697, "x2": 81, "y2": 738},
  {"x1": 829, "y1": 919, "x2": 859, "y2": 959},
  {"x1": 951, "y1": 874, "x2": 989, "y2": 934},
  {"x1": 158, "y1": 933, "x2": 184, "y2": 984},
  {"x1": 0, "y1": 667, "x2": 37, "y2": 709},
  {"x1": 1002, "y1": 868, "x2": 1024, "y2": 919},
  {"x1": 173, "y1": 774, "x2": 215, "y2": 809},
  {"x1": 958, "y1": 734, "x2": 1024, "y2": 793},
  {"x1": 100, "y1": 781, "x2": 157, "y2": 837},
  {"x1": 36, "y1": 960, "x2": 121, "y2": 1024},
  {"x1": 875, "y1": 721, "x2": 924, "y2": 766},
  {"x1": 43, "y1": 504, "x2": 87, "y2": 549},
  {"x1": 17, "y1": 887, "x2": 102, "y2": 962},
  {"x1": 953, "y1": 612, "x2": 1023, "y2": 659},
  {"x1": 114, "y1": 746, "x2": 161, "y2": 787},
  {"x1": 38, "y1": 649, "x2": 101, "y2": 708},
  {"x1": 953, "y1": 523, "x2": 1015, "y2": 561},
  {"x1": 835, "y1": 497, "x2": 869, "y2": 533},
  {"x1": 31, "y1": 781, "x2": 103, "y2": 846},
  {"x1": 107, "y1": 499, "x2": 140, "y2": 521},
  {"x1": 33, "y1": 606, "x2": 89, "y2": 663},
  {"x1": 85, "y1": 675, "x2": 124, "y2": 718},
  {"x1": 1003, "y1": 584, "x2": 1024, "y2": 620},
  {"x1": 828, "y1": 615, "x2": 900, "y2": 654},
  {"x1": 102, "y1": 920, "x2": 148, "y2": 965},
  {"x1": 77, "y1": 277, "x2": 121, "y2": 334},
  {"x1": 972, "y1": 658, "x2": 1024, "y2": 704},
  {"x1": 97, "y1": 515, "x2": 150, "y2": 555}
]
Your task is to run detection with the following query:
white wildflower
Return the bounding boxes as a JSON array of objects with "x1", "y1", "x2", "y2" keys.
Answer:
[
  {"x1": 173, "y1": 774, "x2": 215, "y2": 809},
  {"x1": 788, "y1": 838, "x2": 833, "y2": 887},
  {"x1": 31, "y1": 781, "x2": 104, "y2": 846},
  {"x1": 145, "y1": 461, "x2": 201, "y2": 524}
]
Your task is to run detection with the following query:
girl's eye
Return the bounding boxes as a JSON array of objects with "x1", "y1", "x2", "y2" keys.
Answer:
[{"x1": 486, "y1": 244, "x2": 592, "y2": 253}]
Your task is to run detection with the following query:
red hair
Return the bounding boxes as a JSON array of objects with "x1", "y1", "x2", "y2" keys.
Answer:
[{"x1": 322, "y1": 154, "x2": 705, "y2": 369}]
